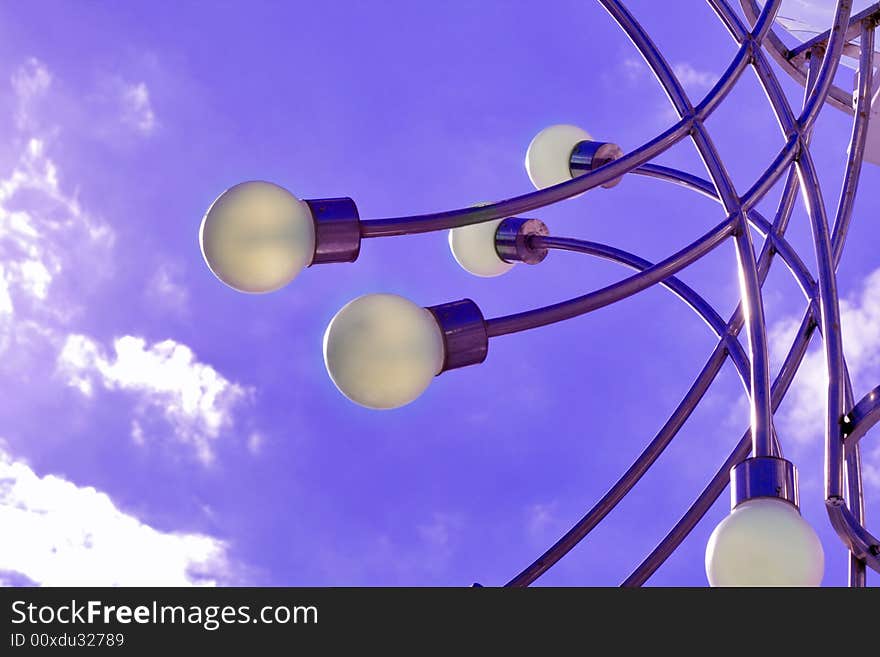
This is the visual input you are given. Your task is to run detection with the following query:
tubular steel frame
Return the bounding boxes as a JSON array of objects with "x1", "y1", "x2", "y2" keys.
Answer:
[{"x1": 336, "y1": 1, "x2": 880, "y2": 585}]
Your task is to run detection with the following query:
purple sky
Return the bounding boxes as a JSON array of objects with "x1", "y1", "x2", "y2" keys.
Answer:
[{"x1": 0, "y1": 0, "x2": 877, "y2": 586}]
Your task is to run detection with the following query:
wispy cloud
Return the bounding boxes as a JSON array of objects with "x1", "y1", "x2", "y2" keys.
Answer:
[
  {"x1": 147, "y1": 262, "x2": 189, "y2": 314},
  {"x1": 613, "y1": 57, "x2": 718, "y2": 127},
  {"x1": 117, "y1": 80, "x2": 157, "y2": 136},
  {"x1": 525, "y1": 501, "x2": 559, "y2": 543},
  {"x1": 0, "y1": 445, "x2": 232, "y2": 586},
  {"x1": 9, "y1": 57, "x2": 158, "y2": 141},
  {"x1": 2, "y1": 58, "x2": 254, "y2": 468},
  {"x1": 57, "y1": 334, "x2": 253, "y2": 465},
  {"x1": 11, "y1": 58, "x2": 51, "y2": 130},
  {"x1": 0, "y1": 135, "x2": 115, "y2": 349},
  {"x1": 313, "y1": 512, "x2": 467, "y2": 584},
  {"x1": 0, "y1": 58, "x2": 257, "y2": 584},
  {"x1": 621, "y1": 56, "x2": 647, "y2": 83},
  {"x1": 246, "y1": 432, "x2": 265, "y2": 456},
  {"x1": 672, "y1": 62, "x2": 718, "y2": 94},
  {"x1": 771, "y1": 267, "x2": 880, "y2": 489},
  {"x1": 616, "y1": 56, "x2": 717, "y2": 94},
  {"x1": 417, "y1": 512, "x2": 463, "y2": 554},
  {"x1": 85, "y1": 74, "x2": 159, "y2": 141}
]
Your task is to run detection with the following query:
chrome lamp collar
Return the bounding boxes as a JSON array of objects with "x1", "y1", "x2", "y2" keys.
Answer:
[
  {"x1": 569, "y1": 140, "x2": 625, "y2": 188},
  {"x1": 305, "y1": 197, "x2": 361, "y2": 265},
  {"x1": 426, "y1": 299, "x2": 488, "y2": 374},
  {"x1": 494, "y1": 216, "x2": 549, "y2": 265},
  {"x1": 731, "y1": 456, "x2": 799, "y2": 511}
]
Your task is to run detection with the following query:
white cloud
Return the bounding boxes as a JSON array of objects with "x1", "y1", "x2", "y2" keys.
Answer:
[
  {"x1": 147, "y1": 263, "x2": 189, "y2": 313},
  {"x1": 11, "y1": 57, "x2": 158, "y2": 140},
  {"x1": 525, "y1": 501, "x2": 559, "y2": 542},
  {"x1": 417, "y1": 513, "x2": 462, "y2": 552},
  {"x1": 618, "y1": 57, "x2": 716, "y2": 94},
  {"x1": 57, "y1": 335, "x2": 253, "y2": 464},
  {"x1": 2, "y1": 59, "x2": 252, "y2": 465},
  {"x1": 11, "y1": 58, "x2": 51, "y2": 130},
  {"x1": 672, "y1": 62, "x2": 718, "y2": 93},
  {"x1": 0, "y1": 133, "x2": 115, "y2": 355},
  {"x1": 772, "y1": 267, "x2": 880, "y2": 488},
  {"x1": 616, "y1": 57, "x2": 718, "y2": 127},
  {"x1": 118, "y1": 81, "x2": 156, "y2": 135},
  {"x1": 0, "y1": 58, "x2": 255, "y2": 584},
  {"x1": 622, "y1": 56, "x2": 646, "y2": 82},
  {"x1": 132, "y1": 419, "x2": 146, "y2": 445},
  {"x1": 246, "y1": 432, "x2": 265, "y2": 456},
  {"x1": 0, "y1": 446, "x2": 231, "y2": 586},
  {"x1": 0, "y1": 273, "x2": 12, "y2": 318}
]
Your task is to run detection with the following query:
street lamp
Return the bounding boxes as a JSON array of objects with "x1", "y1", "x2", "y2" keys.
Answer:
[{"x1": 200, "y1": 0, "x2": 880, "y2": 586}]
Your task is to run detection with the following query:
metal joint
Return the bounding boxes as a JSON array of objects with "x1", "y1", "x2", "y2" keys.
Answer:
[
  {"x1": 426, "y1": 299, "x2": 489, "y2": 374},
  {"x1": 495, "y1": 217, "x2": 549, "y2": 265},
  {"x1": 569, "y1": 140, "x2": 624, "y2": 188},
  {"x1": 731, "y1": 456, "x2": 799, "y2": 510},
  {"x1": 743, "y1": 36, "x2": 757, "y2": 63},
  {"x1": 827, "y1": 495, "x2": 846, "y2": 508},
  {"x1": 842, "y1": 384, "x2": 880, "y2": 447},
  {"x1": 305, "y1": 197, "x2": 361, "y2": 265}
]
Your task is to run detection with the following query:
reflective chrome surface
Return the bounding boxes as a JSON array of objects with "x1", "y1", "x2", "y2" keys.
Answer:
[
  {"x1": 305, "y1": 197, "x2": 361, "y2": 265},
  {"x1": 731, "y1": 456, "x2": 799, "y2": 509},
  {"x1": 759, "y1": 0, "x2": 878, "y2": 69},
  {"x1": 494, "y1": 217, "x2": 549, "y2": 265},
  {"x1": 425, "y1": 299, "x2": 488, "y2": 374},
  {"x1": 249, "y1": 0, "x2": 880, "y2": 586},
  {"x1": 569, "y1": 139, "x2": 625, "y2": 188}
]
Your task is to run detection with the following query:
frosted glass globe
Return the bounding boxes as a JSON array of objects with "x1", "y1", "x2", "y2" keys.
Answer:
[
  {"x1": 705, "y1": 498, "x2": 824, "y2": 587},
  {"x1": 200, "y1": 181, "x2": 315, "y2": 294},
  {"x1": 323, "y1": 294, "x2": 445, "y2": 410},
  {"x1": 448, "y1": 218, "x2": 514, "y2": 277},
  {"x1": 525, "y1": 124, "x2": 592, "y2": 189}
]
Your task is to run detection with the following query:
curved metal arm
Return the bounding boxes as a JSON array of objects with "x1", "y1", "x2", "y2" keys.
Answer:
[
  {"x1": 623, "y1": 304, "x2": 819, "y2": 586},
  {"x1": 502, "y1": 236, "x2": 754, "y2": 587},
  {"x1": 357, "y1": 0, "x2": 763, "y2": 241},
  {"x1": 831, "y1": 22, "x2": 876, "y2": 581},
  {"x1": 357, "y1": 120, "x2": 692, "y2": 237},
  {"x1": 798, "y1": 0, "x2": 855, "y2": 131},
  {"x1": 741, "y1": 135, "x2": 799, "y2": 208},
  {"x1": 796, "y1": 146, "x2": 848, "y2": 503},
  {"x1": 827, "y1": 502, "x2": 880, "y2": 569},
  {"x1": 509, "y1": 345, "x2": 733, "y2": 587},
  {"x1": 694, "y1": 39, "x2": 754, "y2": 118},
  {"x1": 605, "y1": 1, "x2": 850, "y2": 584},
  {"x1": 739, "y1": 2, "x2": 853, "y2": 484},
  {"x1": 603, "y1": 0, "x2": 777, "y2": 467},
  {"x1": 739, "y1": 0, "x2": 857, "y2": 115},
  {"x1": 843, "y1": 385, "x2": 880, "y2": 448},
  {"x1": 633, "y1": 164, "x2": 816, "y2": 297},
  {"x1": 833, "y1": 18, "x2": 876, "y2": 265},
  {"x1": 528, "y1": 235, "x2": 754, "y2": 390},
  {"x1": 495, "y1": 0, "x2": 875, "y2": 587},
  {"x1": 484, "y1": 218, "x2": 735, "y2": 338},
  {"x1": 708, "y1": 0, "x2": 749, "y2": 42},
  {"x1": 503, "y1": 0, "x2": 810, "y2": 586},
  {"x1": 813, "y1": 15, "x2": 879, "y2": 574},
  {"x1": 527, "y1": 236, "x2": 728, "y2": 339},
  {"x1": 846, "y1": 445, "x2": 867, "y2": 585},
  {"x1": 507, "y1": 239, "x2": 794, "y2": 585},
  {"x1": 626, "y1": 10, "x2": 879, "y2": 580},
  {"x1": 841, "y1": 371, "x2": 866, "y2": 586},
  {"x1": 504, "y1": 66, "x2": 812, "y2": 587}
]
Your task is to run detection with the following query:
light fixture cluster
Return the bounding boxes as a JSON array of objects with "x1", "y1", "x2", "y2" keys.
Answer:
[{"x1": 199, "y1": 117, "x2": 831, "y2": 586}]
